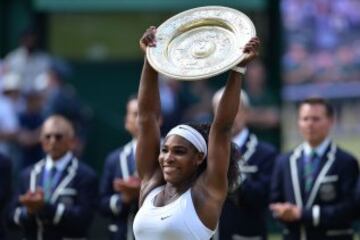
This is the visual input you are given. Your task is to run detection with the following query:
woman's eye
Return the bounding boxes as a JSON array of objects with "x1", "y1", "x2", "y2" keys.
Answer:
[{"x1": 174, "y1": 149, "x2": 186, "y2": 155}]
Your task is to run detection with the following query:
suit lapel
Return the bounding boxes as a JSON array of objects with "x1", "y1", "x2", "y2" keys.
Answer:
[
  {"x1": 119, "y1": 141, "x2": 133, "y2": 180},
  {"x1": 290, "y1": 145, "x2": 304, "y2": 207},
  {"x1": 30, "y1": 160, "x2": 45, "y2": 192},
  {"x1": 297, "y1": 153, "x2": 307, "y2": 203},
  {"x1": 237, "y1": 133, "x2": 258, "y2": 184},
  {"x1": 50, "y1": 157, "x2": 78, "y2": 204},
  {"x1": 241, "y1": 133, "x2": 258, "y2": 163}
]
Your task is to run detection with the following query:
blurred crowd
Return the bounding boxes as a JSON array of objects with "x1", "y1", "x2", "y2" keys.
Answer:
[
  {"x1": 281, "y1": 0, "x2": 360, "y2": 85},
  {"x1": 0, "y1": 27, "x2": 92, "y2": 173}
]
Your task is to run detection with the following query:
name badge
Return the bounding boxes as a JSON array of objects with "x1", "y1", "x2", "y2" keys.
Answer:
[
  {"x1": 59, "y1": 195, "x2": 75, "y2": 206},
  {"x1": 319, "y1": 183, "x2": 336, "y2": 202}
]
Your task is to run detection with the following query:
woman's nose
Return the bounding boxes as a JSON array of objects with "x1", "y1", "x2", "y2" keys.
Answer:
[{"x1": 164, "y1": 152, "x2": 175, "y2": 163}]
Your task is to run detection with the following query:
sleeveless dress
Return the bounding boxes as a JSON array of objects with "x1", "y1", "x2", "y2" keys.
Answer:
[{"x1": 133, "y1": 186, "x2": 215, "y2": 240}]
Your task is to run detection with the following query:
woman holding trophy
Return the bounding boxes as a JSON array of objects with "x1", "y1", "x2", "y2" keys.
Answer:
[{"x1": 133, "y1": 14, "x2": 259, "y2": 240}]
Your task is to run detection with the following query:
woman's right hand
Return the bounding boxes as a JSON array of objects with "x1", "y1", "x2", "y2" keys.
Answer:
[{"x1": 139, "y1": 26, "x2": 157, "y2": 53}]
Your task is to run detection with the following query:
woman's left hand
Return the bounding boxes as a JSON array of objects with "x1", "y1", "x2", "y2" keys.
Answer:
[{"x1": 237, "y1": 37, "x2": 260, "y2": 67}]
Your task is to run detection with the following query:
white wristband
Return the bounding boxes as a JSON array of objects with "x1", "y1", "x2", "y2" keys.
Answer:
[{"x1": 232, "y1": 66, "x2": 247, "y2": 74}]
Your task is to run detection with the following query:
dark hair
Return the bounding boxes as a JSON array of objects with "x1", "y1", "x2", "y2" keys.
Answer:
[
  {"x1": 299, "y1": 97, "x2": 334, "y2": 118},
  {"x1": 186, "y1": 122, "x2": 240, "y2": 191}
]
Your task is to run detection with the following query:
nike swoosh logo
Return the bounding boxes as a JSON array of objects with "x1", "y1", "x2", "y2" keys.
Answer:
[{"x1": 160, "y1": 215, "x2": 171, "y2": 220}]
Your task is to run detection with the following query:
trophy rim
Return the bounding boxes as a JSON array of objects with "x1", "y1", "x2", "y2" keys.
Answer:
[{"x1": 146, "y1": 5, "x2": 256, "y2": 81}]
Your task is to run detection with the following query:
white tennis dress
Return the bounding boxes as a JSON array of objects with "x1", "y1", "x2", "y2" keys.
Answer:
[{"x1": 133, "y1": 186, "x2": 215, "y2": 240}]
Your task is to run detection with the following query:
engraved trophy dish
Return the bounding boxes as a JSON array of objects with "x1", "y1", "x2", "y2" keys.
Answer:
[{"x1": 146, "y1": 6, "x2": 256, "y2": 80}]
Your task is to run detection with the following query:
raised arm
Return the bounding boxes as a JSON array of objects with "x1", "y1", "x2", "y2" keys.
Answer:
[
  {"x1": 136, "y1": 27, "x2": 162, "y2": 183},
  {"x1": 205, "y1": 38, "x2": 260, "y2": 197}
]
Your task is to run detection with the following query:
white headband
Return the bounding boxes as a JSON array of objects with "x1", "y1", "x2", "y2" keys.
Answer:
[{"x1": 166, "y1": 124, "x2": 207, "y2": 158}]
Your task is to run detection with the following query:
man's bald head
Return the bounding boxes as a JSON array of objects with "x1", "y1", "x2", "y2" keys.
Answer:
[
  {"x1": 212, "y1": 88, "x2": 250, "y2": 113},
  {"x1": 40, "y1": 115, "x2": 75, "y2": 160},
  {"x1": 41, "y1": 115, "x2": 75, "y2": 138}
]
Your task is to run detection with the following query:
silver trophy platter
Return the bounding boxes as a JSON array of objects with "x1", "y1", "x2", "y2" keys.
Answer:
[{"x1": 146, "y1": 6, "x2": 256, "y2": 80}]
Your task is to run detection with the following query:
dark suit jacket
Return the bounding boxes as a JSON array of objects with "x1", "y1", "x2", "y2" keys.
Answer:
[
  {"x1": 219, "y1": 133, "x2": 277, "y2": 240},
  {"x1": 99, "y1": 141, "x2": 137, "y2": 240},
  {"x1": 0, "y1": 154, "x2": 12, "y2": 240},
  {"x1": 10, "y1": 154, "x2": 98, "y2": 240},
  {"x1": 271, "y1": 142, "x2": 359, "y2": 240}
]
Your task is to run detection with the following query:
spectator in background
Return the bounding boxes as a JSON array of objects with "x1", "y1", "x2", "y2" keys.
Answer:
[
  {"x1": 158, "y1": 77, "x2": 188, "y2": 135},
  {"x1": 17, "y1": 88, "x2": 45, "y2": 168},
  {"x1": 35, "y1": 59, "x2": 93, "y2": 157},
  {"x1": 282, "y1": 0, "x2": 360, "y2": 86},
  {"x1": 312, "y1": 50, "x2": 336, "y2": 83},
  {"x1": 157, "y1": 74, "x2": 215, "y2": 135},
  {"x1": 99, "y1": 95, "x2": 141, "y2": 240},
  {"x1": 245, "y1": 60, "x2": 280, "y2": 131},
  {"x1": 0, "y1": 78, "x2": 19, "y2": 158},
  {"x1": 244, "y1": 60, "x2": 280, "y2": 147},
  {"x1": 159, "y1": 75, "x2": 213, "y2": 132},
  {"x1": 3, "y1": 26, "x2": 51, "y2": 91},
  {"x1": 1, "y1": 72, "x2": 25, "y2": 114},
  {"x1": 0, "y1": 153, "x2": 12, "y2": 240},
  {"x1": 270, "y1": 98, "x2": 358, "y2": 240},
  {"x1": 334, "y1": 45, "x2": 358, "y2": 82},
  {"x1": 282, "y1": 41, "x2": 313, "y2": 85},
  {"x1": 213, "y1": 88, "x2": 277, "y2": 240},
  {"x1": 9, "y1": 115, "x2": 98, "y2": 240},
  {"x1": 181, "y1": 81, "x2": 214, "y2": 124},
  {"x1": 1, "y1": 72, "x2": 43, "y2": 172}
]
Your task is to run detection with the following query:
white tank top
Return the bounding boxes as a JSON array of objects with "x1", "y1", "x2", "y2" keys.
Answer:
[{"x1": 133, "y1": 186, "x2": 215, "y2": 240}]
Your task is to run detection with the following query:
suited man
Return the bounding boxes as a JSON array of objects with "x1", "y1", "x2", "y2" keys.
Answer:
[
  {"x1": 10, "y1": 115, "x2": 98, "y2": 240},
  {"x1": 213, "y1": 88, "x2": 277, "y2": 240},
  {"x1": 0, "y1": 153, "x2": 12, "y2": 240},
  {"x1": 99, "y1": 96, "x2": 141, "y2": 240},
  {"x1": 270, "y1": 98, "x2": 359, "y2": 240}
]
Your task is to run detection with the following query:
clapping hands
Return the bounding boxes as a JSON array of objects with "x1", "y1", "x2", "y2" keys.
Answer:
[{"x1": 19, "y1": 188, "x2": 45, "y2": 214}]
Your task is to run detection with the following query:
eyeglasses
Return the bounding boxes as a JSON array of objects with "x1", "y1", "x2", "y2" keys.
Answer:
[{"x1": 43, "y1": 133, "x2": 64, "y2": 141}]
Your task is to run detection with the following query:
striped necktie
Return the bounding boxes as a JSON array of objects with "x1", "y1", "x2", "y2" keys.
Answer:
[{"x1": 304, "y1": 150, "x2": 318, "y2": 194}]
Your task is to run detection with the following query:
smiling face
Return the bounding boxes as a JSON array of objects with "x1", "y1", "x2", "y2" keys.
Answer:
[
  {"x1": 298, "y1": 103, "x2": 333, "y2": 148},
  {"x1": 159, "y1": 135, "x2": 204, "y2": 185}
]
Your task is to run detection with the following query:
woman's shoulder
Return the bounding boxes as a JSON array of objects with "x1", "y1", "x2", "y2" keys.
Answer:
[
  {"x1": 141, "y1": 185, "x2": 164, "y2": 207},
  {"x1": 139, "y1": 174, "x2": 164, "y2": 206},
  {"x1": 189, "y1": 181, "x2": 220, "y2": 232}
]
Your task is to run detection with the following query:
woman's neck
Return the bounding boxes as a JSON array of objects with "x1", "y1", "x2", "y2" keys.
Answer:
[
  {"x1": 155, "y1": 176, "x2": 195, "y2": 206},
  {"x1": 164, "y1": 181, "x2": 191, "y2": 196},
  {"x1": 168, "y1": 172, "x2": 198, "y2": 193}
]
